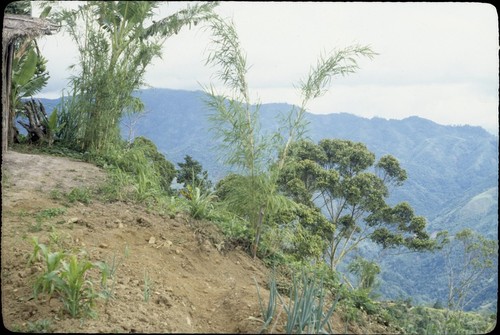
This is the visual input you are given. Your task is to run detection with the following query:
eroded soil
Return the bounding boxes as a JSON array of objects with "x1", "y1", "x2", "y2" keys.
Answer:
[
  {"x1": 1, "y1": 150, "x2": 271, "y2": 333},
  {"x1": 1, "y1": 150, "x2": 393, "y2": 334}
]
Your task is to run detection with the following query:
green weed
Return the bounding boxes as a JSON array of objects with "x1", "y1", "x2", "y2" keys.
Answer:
[
  {"x1": 67, "y1": 187, "x2": 92, "y2": 204},
  {"x1": 49, "y1": 189, "x2": 63, "y2": 201},
  {"x1": 181, "y1": 185, "x2": 217, "y2": 220},
  {"x1": 26, "y1": 319, "x2": 52, "y2": 333},
  {"x1": 36, "y1": 208, "x2": 66, "y2": 220},
  {"x1": 143, "y1": 270, "x2": 152, "y2": 303}
]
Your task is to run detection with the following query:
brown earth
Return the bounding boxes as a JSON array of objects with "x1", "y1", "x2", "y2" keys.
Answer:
[{"x1": 1, "y1": 150, "x2": 390, "y2": 333}]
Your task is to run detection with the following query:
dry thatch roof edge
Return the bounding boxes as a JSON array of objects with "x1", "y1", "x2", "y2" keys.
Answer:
[{"x1": 2, "y1": 14, "x2": 60, "y2": 42}]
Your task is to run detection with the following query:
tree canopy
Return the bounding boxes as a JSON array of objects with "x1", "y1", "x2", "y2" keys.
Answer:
[
  {"x1": 55, "y1": 1, "x2": 217, "y2": 153},
  {"x1": 279, "y1": 139, "x2": 436, "y2": 270}
]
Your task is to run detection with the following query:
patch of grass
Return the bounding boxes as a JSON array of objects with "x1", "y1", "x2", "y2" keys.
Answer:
[
  {"x1": 36, "y1": 208, "x2": 67, "y2": 220},
  {"x1": 181, "y1": 185, "x2": 217, "y2": 220},
  {"x1": 67, "y1": 187, "x2": 92, "y2": 205},
  {"x1": 17, "y1": 209, "x2": 31, "y2": 218},
  {"x1": 28, "y1": 220, "x2": 43, "y2": 232},
  {"x1": 26, "y1": 319, "x2": 52, "y2": 333},
  {"x1": 28, "y1": 208, "x2": 67, "y2": 233},
  {"x1": 49, "y1": 189, "x2": 64, "y2": 201},
  {"x1": 11, "y1": 142, "x2": 86, "y2": 161}
]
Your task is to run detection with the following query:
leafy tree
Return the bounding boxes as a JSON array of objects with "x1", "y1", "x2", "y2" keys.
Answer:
[
  {"x1": 54, "y1": 1, "x2": 217, "y2": 154},
  {"x1": 348, "y1": 256, "x2": 380, "y2": 292},
  {"x1": 440, "y1": 229, "x2": 498, "y2": 313},
  {"x1": 176, "y1": 155, "x2": 212, "y2": 192},
  {"x1": 204, "y1": 15, "x2": 376, "y2": 258},
  {"x1": 280, "y1": 139, "x2": 436, "y2": 270},
  {"x1": 438, "y1": 229, "x2": 498, "y2": 334}
]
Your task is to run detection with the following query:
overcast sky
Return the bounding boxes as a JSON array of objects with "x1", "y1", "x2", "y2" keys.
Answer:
[{"x1": 34, "y1": 2, "x2": 499, "y2": 134}]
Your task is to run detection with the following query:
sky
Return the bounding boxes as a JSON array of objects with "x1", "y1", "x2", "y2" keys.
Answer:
[{"x1": 33, "y1": 2, "x2": 499, "y2": 134}]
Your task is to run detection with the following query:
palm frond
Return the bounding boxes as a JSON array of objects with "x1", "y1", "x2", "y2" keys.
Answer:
[{"x1": 144, "y1": 2, "x2": 218, "y2": 38}]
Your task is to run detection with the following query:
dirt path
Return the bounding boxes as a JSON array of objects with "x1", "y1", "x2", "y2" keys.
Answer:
[{"x1": 1, "y1": 150, "x2": 271, "y2": 333}]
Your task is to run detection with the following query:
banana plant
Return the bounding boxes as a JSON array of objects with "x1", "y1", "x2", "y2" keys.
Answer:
[
  {"x1": 11, "y1": 45, "x2": 49, "y2": 114},
  {"x1": 8, "y1": 2, "x2": 53, "y2": 143}
]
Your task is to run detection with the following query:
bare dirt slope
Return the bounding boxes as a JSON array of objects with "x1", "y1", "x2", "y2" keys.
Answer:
[
  {"x1": 1, "y1": 150, "x2": 394, "y2": 334},
  {"x1": 1, "y1": 150, "x2": 272, "y2": 333}
]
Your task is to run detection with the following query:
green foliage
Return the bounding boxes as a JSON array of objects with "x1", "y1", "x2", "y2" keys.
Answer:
[
  {"x1": 181, "y1": 185, "x2": 217, "y2": 220},
  {"x1": 280, "y1": 270, "x2": 339, "y2": 334},
  {"x1": 54, "y1": 1, "x2": 217, "y2": 154},
  {"x1": 381, "y1": 301, "x2": 495, "y2": 335},
  {"x1": 35, "y1": 207, "x2": 66, "y2": 220},
  {"x1": 210, "y1": 210, "x2": 251, "y2": 248},
  {"x1": 97, "y1": 137, "x2": 176, "y2": 203},
  {"x1": 26, "y1": 319, "x2": 52, "y2": 333},
  {"x1": 67, "y1": 187, "x2": 92, "y2": 205},
  {"x1": 58, "y1": 255, "x2": 101, "y2": 317},
  {"x1": 11, "y1": 41, "x2": 50, "y2": 117},
  {"x1": 280, "y1": 139, "x2": 436, "y2": 270},
  {"x1": 345, "y1": 288, "x2": 380, "y2": 316},
  {"x1": 254, "y1": 203, "x2": 332, "y2": 265},
  {"x1": 5, "y1": 0, "x2": 31, "y2": 14},
  {"x1": 254, "y1": 275, "x2": 278, "y2": 332},
  {"x1": 254, "y1": 270, "x2": 338, "y2": 334},
  {"x1": 177, "y1": 155, "x2": 212, "y2": 192},
  {"x1": 441, "y1": 229, "x2": 498, "y2": 313},
  {"x1": 28, "y1": 237, "x2": 108, "y2": 318},
  {"x1": 7, "y1": 1, "x2": 51, "y2": 144},
  {"x1": 348, "y1": 256, "x2": 381, "y2": 292},
  {"x1": 204, "y1": 16, "x2": 375, "y2": 259}
]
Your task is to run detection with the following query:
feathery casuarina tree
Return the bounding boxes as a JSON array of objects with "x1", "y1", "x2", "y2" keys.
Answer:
[{"x1": 204, "y1": 15, "x2": 376, "y2": 258}]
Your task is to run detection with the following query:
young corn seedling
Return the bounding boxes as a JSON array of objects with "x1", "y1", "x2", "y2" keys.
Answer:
[
  {"x1": 29, "y1": 237, "x2": 66, "y2": 298},
  {"x1": 57, "y1": 254, "x2": 103, "y2": 317}
]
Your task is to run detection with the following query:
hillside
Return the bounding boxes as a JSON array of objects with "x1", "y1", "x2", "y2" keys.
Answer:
[
  {"x1": 32, "y1": 87, "x2": 498, "y2": 310},
  {"x1": 2, "y1": 150, "x2": 399, "y2": 333},
  {"x1": 125, "y1": 88, "x2": 498, "y2": 221}
]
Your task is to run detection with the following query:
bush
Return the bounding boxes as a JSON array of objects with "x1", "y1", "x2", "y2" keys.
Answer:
[{"x1": 96, "y1": 137, "x2": 176, "y2": 203}]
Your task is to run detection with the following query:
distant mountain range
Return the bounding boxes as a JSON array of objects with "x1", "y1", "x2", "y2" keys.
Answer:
[{"x1": 35, "y1": 87, "x2": 498, "y2": 310}]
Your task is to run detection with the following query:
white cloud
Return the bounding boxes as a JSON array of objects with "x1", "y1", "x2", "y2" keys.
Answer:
[{"x1": 34, "y1": 2, "x2": 499, "y2": 134}]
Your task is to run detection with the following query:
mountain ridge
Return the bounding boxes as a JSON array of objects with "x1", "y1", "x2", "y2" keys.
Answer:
[{"x1": 32, "y1": 88, "x2": 498, "y2": 309}]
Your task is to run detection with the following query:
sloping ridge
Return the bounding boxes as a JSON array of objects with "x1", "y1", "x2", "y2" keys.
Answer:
[
  {"x1": 1, "y1": 150, "x2": 394, "y2": 333},
  {"x1": 1, "y1": 151, "x2": 270, "y2": 333}
]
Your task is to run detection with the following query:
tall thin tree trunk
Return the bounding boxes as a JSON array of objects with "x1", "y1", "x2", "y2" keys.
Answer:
[{"x1": 251, "y1": 206, "x2": 265, "y2": 259}]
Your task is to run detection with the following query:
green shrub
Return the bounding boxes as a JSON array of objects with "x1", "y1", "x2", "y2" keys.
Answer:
[
  {"x1": 181, "y1": 185, "x2": 217, "y2": 220},
  {"x1": 95, "y1": 137, "x2": 176, "y2": 204}
]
